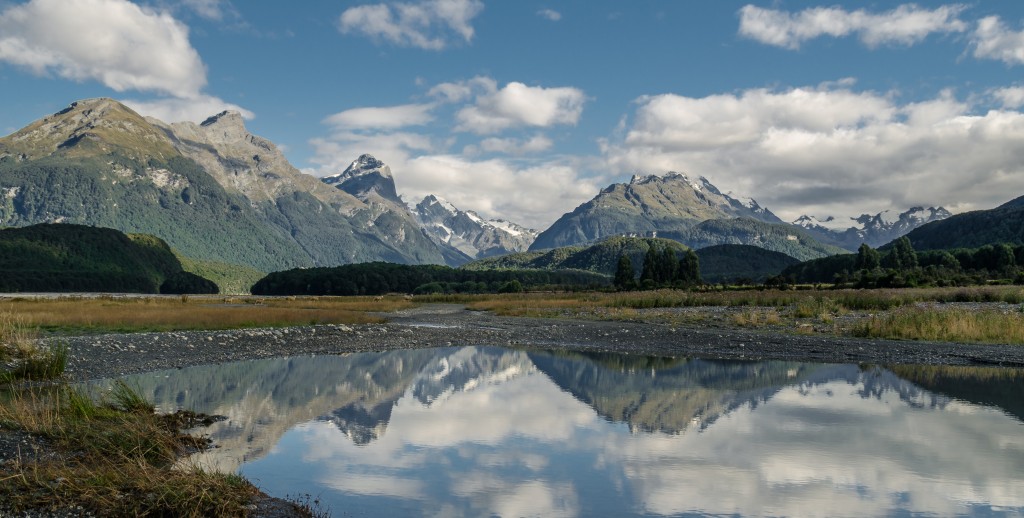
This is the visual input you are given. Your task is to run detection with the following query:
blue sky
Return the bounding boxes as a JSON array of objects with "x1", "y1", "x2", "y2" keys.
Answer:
[{"x1": 3, "y1": 1, "x2": 1024, "y2": 229}]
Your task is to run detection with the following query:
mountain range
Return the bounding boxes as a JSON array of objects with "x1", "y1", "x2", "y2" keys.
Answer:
[
  {"x1": 793, "y1": 207, "x2": 952, "y2": 249},
  {"x1": 0, "y1": 98, "x2": 955, "y2": 273}
]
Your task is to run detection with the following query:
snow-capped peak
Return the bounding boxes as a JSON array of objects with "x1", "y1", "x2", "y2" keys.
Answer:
[{"x1": 322, "y1": 154, "x2": 391, "y2": 185}]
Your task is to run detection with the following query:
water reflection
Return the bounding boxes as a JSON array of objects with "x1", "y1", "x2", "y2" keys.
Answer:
[{"x1": 112, "y1": 347, "x2": 1024, "y2": 517}]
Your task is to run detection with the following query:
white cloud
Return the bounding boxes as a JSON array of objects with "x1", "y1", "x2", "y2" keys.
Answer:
[
  {"x1": 993, "y1": 86, "x2": 1024, "y2": 109},
  {"x1": 180, "y1": 0, "x2": 233, "y2": 21},
  {"x1": 339, "y1": 0, "x2": 484, "y2": 50},
  {"x1": 324, "y1": 104, "x2": 435, "y2": 130},
  {"x1": 603, "y1": 84, "x2": 1024, "y2": 222},
  {"x1": 0, "y1": 0, "x2": 207, "y2": 98},
  {"x1": 453, "y1": 79, "x2": 587, "y2": 134},
  {"x1": 123, "y1": 94, "x2": 254, "y2": 124},
  {"x1": 972, "y1": 15, "x2": 1024, "y2": 65},
  {"x1": 738, "y1": 4, "x2": 967, "y2": 50},
  {"x1": 537, "y1": 9, "x2": 561, "y2": 22},
  {"x1": 465, "y1": 135, "x2": 553, "y2": 156}
]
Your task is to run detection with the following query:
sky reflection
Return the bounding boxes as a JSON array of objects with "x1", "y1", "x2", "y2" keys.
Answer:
[{"x1": 117, "y1": 347, "x2": 1024, "y2": 517}]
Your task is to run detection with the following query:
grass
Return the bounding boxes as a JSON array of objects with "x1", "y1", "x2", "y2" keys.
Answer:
[
  {"x1": 853, "y1": 307, "x2": 1024, "y2": 344},
  {"x1": 0, "y1": 312, "x2": 68, "y2": 383},
  {"x1": 0, "y1": 382, "x2": 267, "y2": 516},
  {"x1": 455, "y1": 286, "x2": 1024, "y2": 344},
  {"x1": 0, "y1": 295, "x2": 414, "y2": 334}
]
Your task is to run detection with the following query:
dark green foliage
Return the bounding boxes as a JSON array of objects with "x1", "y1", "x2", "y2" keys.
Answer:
[
  {"x1": 497, "y1": 280, "x2": 524, "y2": 293},
  {"x1": 466, "y1": 237, "x2": 688, "y2": 277},
  {"x1": 251, "y1": 262, "x2": 610, "y2": 296},
  {"x1": 855, "y1": 243, "x2": 881, "y2": 271},
  {"x1": 693, "y1": 245, "x2": 799, "y2": 284},
  {"x1": 678, "y1": 249, "x2": 702, "y2": 287},
  {"x1": 613, "y1": 255, "x2": 636, "y2": 291},
  {"x1": 159, "y1": 271, "x2": 219, "y2": 295},
  {"x1": 903, "y1": 197, "x2": 1024, "y2": 251},
  {"x1": 0, "y1": 223, "x2": 217, "y2": 293}
]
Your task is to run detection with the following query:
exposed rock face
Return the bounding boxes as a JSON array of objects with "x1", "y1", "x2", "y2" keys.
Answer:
[
  {"x1": 414, "y1": 195, "x2": 538, "y2": 259},
  {"x1": 531, "y1": 172, "x2": 781, "y2": 250},
  {"x1": 0, "y1": 99, "x2": 455, "y2": 270},
  {"x1": 321, "y1": 154, "x2": 401, "y2": 205},
  {"x1": 793, "y1": 207, "x2": 952, "y2": 250}
]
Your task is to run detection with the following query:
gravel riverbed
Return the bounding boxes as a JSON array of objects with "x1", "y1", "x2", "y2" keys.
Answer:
[
  {"x1": 54, "y1": 304, "x2": 1024, "y2": 382},
  {"x1": 5, "y1": 304, "x2": 1024, "y2": 517}
]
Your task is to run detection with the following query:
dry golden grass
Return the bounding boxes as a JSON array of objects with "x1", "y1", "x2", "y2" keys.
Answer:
[
  {"x1": 731, "y1": 309, "x2": 783, "y2": 328},
  {"x1": 853, "y1": 307, "x2": 1024, "y2": 344},
  {"x1": 0, "y1": 295, "x2": 416, "y2": 333},
  {"x1": 0, "y1": 384, "x2": 263, "y2": 517}
]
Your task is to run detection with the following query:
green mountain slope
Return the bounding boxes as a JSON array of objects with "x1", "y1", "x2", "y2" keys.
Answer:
[
  {"x1": 0, "y1": 223, "x2": 216, "y2": 293},
  {"x1": 465, "y1": 237, "x2": 689, "y2": 276},
  {"x1": 661, "y1": 218, "x2": 849, "y2": 261},
  {"x1": 902, "y1": 195, "x2": 1024, "y2": 250},
  {"x1": 694, "y1": 245, "x2": 800, "y2": 283}
]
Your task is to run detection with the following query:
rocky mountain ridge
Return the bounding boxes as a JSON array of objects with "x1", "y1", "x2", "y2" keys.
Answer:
[
  {"x1": 530, "y1": 172, "x2": 783, "y2": 250},
  {"x1": 793, "y1": 206, "x2": 952, "y2": 249},
  {"x1": 413, "y1": 194, "x2": 538, "y2": 259}
]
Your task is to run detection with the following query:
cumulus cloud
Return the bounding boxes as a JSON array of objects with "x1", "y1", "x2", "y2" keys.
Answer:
[
  {"x1": 972, "y1": 15, "x2": 1024, "y2": 65},
  {"x1": 537, "y1": 9, "x2": 561, "y2": 22},
  {"x1": 603, "y1": 84, "x2": 1024, "y2": 222},
  {"x1": 993, "y1": 86, "x2": 1024, "y2": 108},
  {"x1": 123, "y1": 95, "x2": 254, "y2": 124},
  {"x1": 339, "y1": 0, "x2": 484, "y2": 50},
  {"x1": 324, "y1": 104, "x2": 435, "y2": 130},
  {"x1": 738, "y1": 4, "x2": 968, "y2": 49},
  {"x1": 0, "y1": 0, "x2": 207, "y2": 98},
  {"x1": 446, "y1": 78, "x2": 586, "y2": 134}
]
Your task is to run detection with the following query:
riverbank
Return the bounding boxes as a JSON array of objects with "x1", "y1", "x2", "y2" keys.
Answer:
[{"x1": 55, "y1": 304, "x2": 1024, "y2": 383}]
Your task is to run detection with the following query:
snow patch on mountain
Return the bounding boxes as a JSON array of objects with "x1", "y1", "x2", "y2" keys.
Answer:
[
  {"x1": 414, "y1": 195, "x2": 538, "y2": 259},
  {"x1": 793, "y1": 206, "x2": 952, "y2": 249}
]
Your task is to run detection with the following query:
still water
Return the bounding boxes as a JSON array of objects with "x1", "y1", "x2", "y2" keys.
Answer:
[{"x1": 108, "y1": 347, "x2": 1024, "y2": 517}]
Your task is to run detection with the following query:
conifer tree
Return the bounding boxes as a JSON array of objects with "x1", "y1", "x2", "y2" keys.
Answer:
[{"x1": 614, "y1": 255, "x2": 635, "y2": 290}]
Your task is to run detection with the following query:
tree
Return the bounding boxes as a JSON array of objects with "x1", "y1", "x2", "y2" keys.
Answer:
[
  {"x1": 678, "y1": 249, "x2": 701, "y2": 286},
  {"x1": 640, "y1": 245, "x2": 658, "y2": 284},
  {"x1": 893, "y1": 237, "x2": 918, "y2": 269},
  {"x1": 855, "y1": 243, "x2": 880, "y2": 271},
  {"x1": 614, "y1": 255, "x2": 636, "y2": 291},
  {"x1": 659, "y1": 248, "x2": 678, "y2": 284}
]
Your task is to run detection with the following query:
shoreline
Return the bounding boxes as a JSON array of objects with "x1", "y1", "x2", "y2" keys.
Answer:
[{"x1": 55, "y1": 304, "x2": 1024, "y2": 382}]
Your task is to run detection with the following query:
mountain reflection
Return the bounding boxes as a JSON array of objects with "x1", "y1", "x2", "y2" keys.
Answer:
[{"x1": 111, "y1": 347, "x2": 1024, "y2": 517}]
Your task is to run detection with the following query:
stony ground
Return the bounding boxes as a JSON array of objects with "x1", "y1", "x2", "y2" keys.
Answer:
[
  {"x1": 54, "y1": 304, "x2": 1024, "y2": 382},
  {"x1": 5, "y1": 303, "x2": 1024, "y2": 517}
]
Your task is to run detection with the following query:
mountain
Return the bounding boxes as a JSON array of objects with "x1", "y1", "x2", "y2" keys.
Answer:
[
  {"x1": 660, "y1": 218, "x2": 849, "y2": 262},
  {"x1": 901, "y1": 195, "x2": 1024, "y2": 250},
  {"x1": 0, "y1": 223, "x2": 216, "y2": 294},
  {"x1": 463, "y1": 236, "x2": 688, "y2": 276},
  {"x1": 413, "y1": 195, "x2": 538, "y2": 260},
  {"x1": 0, "y1": 98, "x2": 452, "y2": 272},
  {"x1": 530, "y1": 172, "x2": 782, "y2": 251},
  {"x1": 793, "y1": 207, "x2": 952, "y2": 250}
]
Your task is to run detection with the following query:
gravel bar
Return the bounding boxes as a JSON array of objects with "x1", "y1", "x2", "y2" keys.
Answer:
[{"x1": 52, "y1": 304, "x2": 1024, "y2": 382}]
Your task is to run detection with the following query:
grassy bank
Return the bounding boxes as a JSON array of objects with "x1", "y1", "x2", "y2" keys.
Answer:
[
  {"x1": 0, "y1": 295, "x2": 414, "y2": 334},
  {"x1": 442, "y1": 286, "x2": 1024, "y2": 345},
  {"x1": 0, "y1": 381, "x2": 274, "y2": 516}
]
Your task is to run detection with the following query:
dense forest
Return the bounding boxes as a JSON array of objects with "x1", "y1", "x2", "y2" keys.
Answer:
[
  {"x1": 0, "y1": 223, "x2": 217, "y2": 294},
  {"x1": 250, "y1": 262, "x2": 610, "y2": 296},
  {"x1": 782, "y1": 237, "x2": 1024, "y2": 288}
]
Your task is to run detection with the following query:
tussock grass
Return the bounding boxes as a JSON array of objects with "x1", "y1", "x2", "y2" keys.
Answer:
[
  {"x1": 1, "y1": 312, "x2": 68, "y2": 383},
  {"x1": 0, "y1": 383, "x2": 263, "y2": 516},
  {"x1": 853, "y1": 307, "x2": 1024, "y2": 344},
  {"x1": 0, "y1": 295, "x2": 415, "y2": 334},
  {"x1": 731, "y1": 309, "x2": 782, "y2": 327}
]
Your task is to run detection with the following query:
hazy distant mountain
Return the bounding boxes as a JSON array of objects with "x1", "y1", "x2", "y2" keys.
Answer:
[
  {"x1": 531, "y1": 172, "x2": 782, "y2": 250},
  {"x1": 793, "y1": 207, "x2": 952, "y2": 250},
  {"x1": 414, "y1": 195, "x2": 538, "y2": 260},
  {"x1": 464, "y1": 236, "x2": 688, "y2": 276},
  {"x1": 0, "y1": 98, "x2": 454, "y2": 270}
]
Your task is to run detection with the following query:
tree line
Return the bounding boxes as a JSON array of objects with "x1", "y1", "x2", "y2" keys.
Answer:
[
  {"x1": 782, "y1": 237, "x2": 1024, "y2": 288},
  {"x1": 613, "y1": 245, "x2": 701, "y2": 290},
  {"x1": 250, "y1": 262, "x2": 611, "y2": 296}
]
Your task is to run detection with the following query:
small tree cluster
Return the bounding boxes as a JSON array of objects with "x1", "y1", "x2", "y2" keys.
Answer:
[{"x1": 615, "y1": 244, "x2": 701, "y2": 290}]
